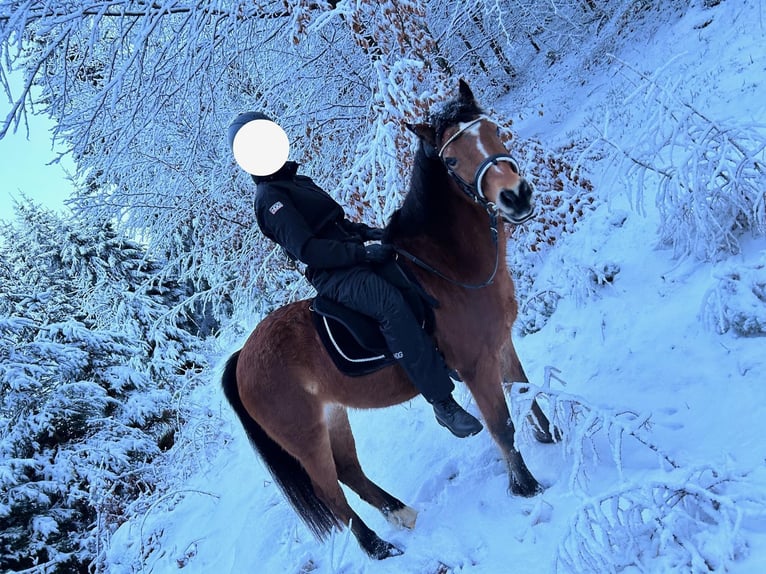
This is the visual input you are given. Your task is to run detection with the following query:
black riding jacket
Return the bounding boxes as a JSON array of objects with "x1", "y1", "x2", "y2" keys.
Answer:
[{"x1": 253, "y1": 162, "x2": 376, "y2": 281}]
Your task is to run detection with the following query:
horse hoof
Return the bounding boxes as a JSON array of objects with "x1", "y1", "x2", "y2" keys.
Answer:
[
  {"x1": 532, "y1": 425, "x2": 563, "y2": 444},
  {"x1": 373, "y1": 540, "x2": 404, "y2": 560},
  {"x1": 510, "y1": 477, "x2": 543, "y2": 498},
  {"x1": 526, "y1": 413, "x2": 563, "y2": 444}
]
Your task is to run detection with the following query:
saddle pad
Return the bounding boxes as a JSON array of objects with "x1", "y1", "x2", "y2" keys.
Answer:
[{"x1": 310, "y1": 298, "x2": 397, "y2": 377}]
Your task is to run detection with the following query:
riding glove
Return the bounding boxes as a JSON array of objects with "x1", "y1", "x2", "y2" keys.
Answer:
[
  {"x1": 363, "y1": 243, "x2": 395, "y2": 263},
  {"x1": 364, "y1": 227, "x2": 385, "y2": 241}
]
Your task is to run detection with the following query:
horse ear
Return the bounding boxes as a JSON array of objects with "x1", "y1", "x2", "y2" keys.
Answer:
[
  {"x1": 405, "y1": 122, "x2": 436, "y2": 147},
  {"x1": 458, "y1": 79, "x2": 475, "y2": 103}
]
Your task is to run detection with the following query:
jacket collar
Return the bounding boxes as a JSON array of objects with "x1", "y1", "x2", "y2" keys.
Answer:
[{"x1": 251, "y1": 161, "x2": 299, "y2": 184}]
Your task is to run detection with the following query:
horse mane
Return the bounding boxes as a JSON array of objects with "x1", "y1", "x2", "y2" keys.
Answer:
[
  {"x1": 385, "y1": 94, "x2": 485, "y2": 240},
  {"x1": 386, "y1": 143, "x2": 446, "y2": 239}
]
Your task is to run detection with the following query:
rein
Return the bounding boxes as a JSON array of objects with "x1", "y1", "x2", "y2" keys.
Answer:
[
  {"x1": 395, "y1": 116, "x2": 511, "y2": 290},
  {"x1": 394, "y1": 203, "x2": 500, "y2": 290}
]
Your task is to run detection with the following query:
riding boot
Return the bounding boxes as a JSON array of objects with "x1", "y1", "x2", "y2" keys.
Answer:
[
  {"x1": 378, "y1": 315, "x2": 483, "y2": 438},
  {"x1": 432, "y1": 395, "x2": 484, "y2": 438}
]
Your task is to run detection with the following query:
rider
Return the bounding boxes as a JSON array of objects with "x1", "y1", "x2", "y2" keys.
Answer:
[{"x1": 228, "y1": 111, "x2": 483, "y2": 438}]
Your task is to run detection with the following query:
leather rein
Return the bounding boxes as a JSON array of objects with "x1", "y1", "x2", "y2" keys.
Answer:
[{"x1": 395, "y1": 116, "x2": 519, "y2": 290}]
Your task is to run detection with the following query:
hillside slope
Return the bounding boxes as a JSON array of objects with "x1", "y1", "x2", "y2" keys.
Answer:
[{"x1": 107, "y1": 2, "x2": 766, "y2": 572}]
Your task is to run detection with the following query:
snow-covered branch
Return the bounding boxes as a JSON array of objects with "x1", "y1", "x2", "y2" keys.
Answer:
[
  {"x1": 506, "y1": 372, "x2": 765, "y2": 573},
  {"x1": 556, "y1": 467, "x2": 762, "y2": 573},
  {"x1": 590, "y1": 54, "x2": 766, "y2": 261},
  {"x1": 508, "y1": 377, "x2": 679, "y2": 495}
]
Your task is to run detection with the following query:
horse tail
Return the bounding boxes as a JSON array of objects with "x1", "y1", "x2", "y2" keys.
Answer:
[{"x1": 220, "y1": 350, "x2": 340, "y2": 540}]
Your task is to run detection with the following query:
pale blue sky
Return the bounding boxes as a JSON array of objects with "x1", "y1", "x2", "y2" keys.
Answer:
[{"x1": 1, "y1": 77, "x2": 73, "y2": 219}]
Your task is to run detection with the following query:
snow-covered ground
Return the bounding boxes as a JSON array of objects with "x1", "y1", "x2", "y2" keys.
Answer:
[{"x1": 108, "y1": 2, "x2": 766, "y2": 572}]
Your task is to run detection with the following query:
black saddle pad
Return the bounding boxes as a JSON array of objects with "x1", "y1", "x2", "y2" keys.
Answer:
[
  {"x1": 309, "y1": 259, "x2": 438, "y2": 378},
  {"x1": 311, "y1": 297, "x2": 396, "y2": 377}
]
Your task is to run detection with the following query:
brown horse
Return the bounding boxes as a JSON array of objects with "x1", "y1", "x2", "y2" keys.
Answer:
[{"x1": 222, "y1": 80, "x2": 553, "y2": 559}]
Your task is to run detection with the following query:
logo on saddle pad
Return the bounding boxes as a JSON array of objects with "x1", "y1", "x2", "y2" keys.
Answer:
[
  {"x1": 269, "y1": 201, "x2": 284, "y2": 215},
  {"x1": 393, "y1": 351, "x2": 404, "y2": 359}
]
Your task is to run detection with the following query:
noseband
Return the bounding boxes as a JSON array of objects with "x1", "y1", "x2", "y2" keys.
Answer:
[{"x1": 438, "y1": 116, "x2": 521, "y2": 206}]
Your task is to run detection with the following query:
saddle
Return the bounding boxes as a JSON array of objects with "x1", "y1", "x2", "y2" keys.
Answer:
[{"x1": 310, "y1": 261, "x2": 437, "y2": 377}]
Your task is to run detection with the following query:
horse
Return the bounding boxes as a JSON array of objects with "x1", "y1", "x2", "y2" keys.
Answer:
[{"x1": 221, "y1": 80, "x2": 554, "y2": 560}]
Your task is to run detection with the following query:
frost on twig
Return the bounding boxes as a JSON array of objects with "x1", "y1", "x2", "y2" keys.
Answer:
[
  {"x1": 590, "y1": 55, "x2": 766, "y2": 262},
  {"x1": 701, "y1": 255, "x2": 766, "y2": 337},
  {"x1": 516, "y1": 288, "x2": 562, "y2": 335},
  {"x1": 555, "y1": 467, "x2": 762, "y2": 573},
  {"x1": 507, "y1": 375, "x2": 678, "y2": 494},
  {"x1": 511, "y1": 367, "x2": 766, "y2": 573},
  {"x1": 504, "y1": 137, "x2": 602, "y2": 334},
  {"x1": 506, "y1": 370, "x2": 765, "y2": 573}
]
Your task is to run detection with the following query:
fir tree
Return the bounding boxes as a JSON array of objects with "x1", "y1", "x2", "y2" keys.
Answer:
[{"x1": 0, "y1": 201, "x2": 205, "y2": 573}]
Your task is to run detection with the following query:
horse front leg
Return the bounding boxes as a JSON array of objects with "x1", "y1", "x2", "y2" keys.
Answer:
[
  {"x1": 469, "y1": 361, "x2": 542, "y2": 497},
  {"x1": 500, "y1": 334, "x2": 560, "y2": 444}
]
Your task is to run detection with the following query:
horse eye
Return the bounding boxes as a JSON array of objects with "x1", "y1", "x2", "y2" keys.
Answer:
[
  {"x1": 445, "y1": 157, "x2": 458, "y2": 167},
  {"x1": 496, "y1": 126, "x2": 502, "y2": 137}
]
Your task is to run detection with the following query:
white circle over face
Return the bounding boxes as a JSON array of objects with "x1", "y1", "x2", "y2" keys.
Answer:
[{"x1": 232, "y1": 119, "x2": 290, "y2": 176}]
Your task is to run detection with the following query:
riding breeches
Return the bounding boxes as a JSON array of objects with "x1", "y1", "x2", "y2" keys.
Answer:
[{"x1": 310, "y1": 265, "x2": 454, "y2": 403}]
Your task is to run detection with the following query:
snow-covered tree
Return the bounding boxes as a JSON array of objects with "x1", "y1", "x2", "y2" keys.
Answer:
[
  {"x1": 0, "y1": 0, "x2": 628, "y2": 320},
  {"x1": 0, "y1": 201, "x2": 206, "y2": 573}
]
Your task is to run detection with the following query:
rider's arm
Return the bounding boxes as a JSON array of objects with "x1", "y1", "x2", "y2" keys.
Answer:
[
  {"x1": 257, "y1": 192, "x2": 365, "y2": 269},
  {"x1": 339, "y1": 219, "x2": 384, "y2": 241}
]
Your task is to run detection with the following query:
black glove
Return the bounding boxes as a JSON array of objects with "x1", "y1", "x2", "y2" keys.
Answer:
[
  {"x1": 363, "y1": 243, "x2": 394, "y2": 264},
  {"x1": 364, "y1": 227, "x2": 385, "y2": 241}
]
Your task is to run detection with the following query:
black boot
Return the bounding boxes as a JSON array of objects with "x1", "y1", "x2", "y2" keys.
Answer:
[{"x1": 432, "y1": 395, "x2": 483, "y2": 438}]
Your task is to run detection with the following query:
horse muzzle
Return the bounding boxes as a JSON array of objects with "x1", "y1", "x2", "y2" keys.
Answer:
[{"x1": 498, "y1": 179, "x2": 535, "y2": 225}]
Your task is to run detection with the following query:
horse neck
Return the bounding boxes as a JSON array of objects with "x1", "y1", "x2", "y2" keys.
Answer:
[{"x1": 390, "y1": 147, "x2": 506, "y2": 276}]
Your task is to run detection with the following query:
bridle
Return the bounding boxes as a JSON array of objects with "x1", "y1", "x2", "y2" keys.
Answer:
[
  {"x1": 394, "y1": 115, "x2": 522, "y2": 290},
  {"x1": 438, "y1": 115, "x2": 521, "y2": 207}
]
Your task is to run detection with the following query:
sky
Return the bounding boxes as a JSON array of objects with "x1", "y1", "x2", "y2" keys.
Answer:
[{"x1": 0, "y1": 76, "x2": 74, "y2": 218}]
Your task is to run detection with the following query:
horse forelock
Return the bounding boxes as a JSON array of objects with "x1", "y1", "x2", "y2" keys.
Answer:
[{"x1": 429, "y1": 97, "x2": 485, "y2": 142}]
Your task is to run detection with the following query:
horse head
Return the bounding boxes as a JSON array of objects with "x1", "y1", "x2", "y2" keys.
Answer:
[{"x1": 406, "y1": 80, "x2": 535, "y2": 225}]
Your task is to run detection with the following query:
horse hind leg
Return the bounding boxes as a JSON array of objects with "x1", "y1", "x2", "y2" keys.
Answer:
[
  {"x1": 327, "y1": 405, "x2": 418, "y2": 530},
  {"x1": 221, "y1": 351, "x2": 339, "y2": 539},
  {"x1": 294, "y1": 419, "x2": 403, "y2": 559},
  {"x1": 223, "y1": 351, "x2": 399, "y2": 559}
]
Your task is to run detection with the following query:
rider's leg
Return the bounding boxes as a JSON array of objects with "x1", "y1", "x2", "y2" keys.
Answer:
[{"x1": 316, "y1": 267, "x2": 483, "y2": 438}]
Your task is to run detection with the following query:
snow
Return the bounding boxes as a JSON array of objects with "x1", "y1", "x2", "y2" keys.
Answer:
[{"x1": 106, "y1": 2, "x2": 766, "y2": 572}]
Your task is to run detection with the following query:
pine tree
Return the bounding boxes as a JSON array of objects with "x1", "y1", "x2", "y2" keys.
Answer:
[{"x1": 0, "y1": 201, "x2": 205, "y2": 573}]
